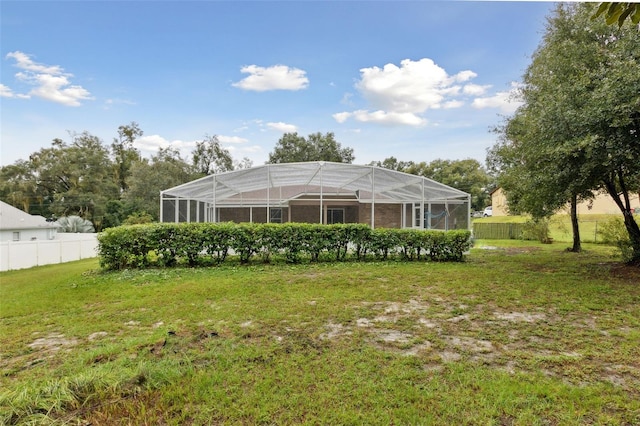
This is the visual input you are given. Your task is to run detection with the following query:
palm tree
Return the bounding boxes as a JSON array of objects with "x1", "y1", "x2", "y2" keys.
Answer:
[{"x1": 55, "y1": 216, "x2": 95, "y2": 233}]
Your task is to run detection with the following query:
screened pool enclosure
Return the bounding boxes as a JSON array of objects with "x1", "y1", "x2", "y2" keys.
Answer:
[{"x1": 161, "y1": 162, "x2": 471, "y2": 230}]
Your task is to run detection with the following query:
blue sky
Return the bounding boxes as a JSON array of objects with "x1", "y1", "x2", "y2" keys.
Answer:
[{"x1": 1, "y1": 1, "x2": 554, "y2": 168}]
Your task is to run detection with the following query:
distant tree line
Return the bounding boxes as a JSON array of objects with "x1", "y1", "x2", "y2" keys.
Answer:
[
  {"x1": 269, "y1": 133, "x2": 492, "y2": 211},
  {"x1": 1, "y1": 126, "x2": 490, "y2": 230},
  {"x1": 369, "y1": 157, "x2": 492, "y2": 212},
  {"x1": 0, "y1": 123, "x2": 251, "y2": 230}
]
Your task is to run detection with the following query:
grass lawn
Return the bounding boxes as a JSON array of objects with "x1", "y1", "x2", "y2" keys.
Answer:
[
  {"x1": 473, "y1": 214, "x2": 630, "y2": 243},
  {"x1": 1, "y1": 241, "x2": 639, "y2": 425}
]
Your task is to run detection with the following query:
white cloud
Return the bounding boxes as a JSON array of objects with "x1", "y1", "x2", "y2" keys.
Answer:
[
  {"x1": 218, "y1": 135, "x2": 248, "y2": 144},
  {"x1": 135, "y1": 135, "x2": 196, "y2": 154},
  {"x1": 341, "y1": 92, "x2": 354, "y2": 106},
  {"x1": 334, "y1": 110, "x2": 426, "y2": 126},
  {"x1": 134, "y1": 134, "x2": 251, "y2": 161},
  {"x1": 267, "y1": 121, "x2": 297, "y2": 133},
  {"x1": 455, "y1": 70, "x2": 477, "y2": 82},
  {"x1": 463, "y1": 83, "x2": 491, "y2": 96},
  {"x1": 5, "y1": 51, "x2": 93, "y2": 106},
  {"x1": 332, "y1": 112, "x2": 352, "y2": 124},
  {"x1": 135, "y1": 135, "x2": 171, "y2": 152},
  {"x1": 334, "y1": 58, "x2": 475, "y2": 127},
  {"x1": 232, "y1": 64, "x2": 309, "y2": 92},
  {"x1": 443, "y1": 100, "x2": 464, "y2": 109},
  {"x1": 6, "y1": 51, "x2": 62, "y2": 74},
  {"x1": 233, "y1": 144, "x2": 263, "y2": 154},
  {"x1": 0, "y1": 83, "x2": 29, "y2": 99},
  {"x1": 356, "y1": 58, "x2": 472, "y2": 113},
  {"x1": 472, "y1": 82, "x2": 523, "y2": 114}
]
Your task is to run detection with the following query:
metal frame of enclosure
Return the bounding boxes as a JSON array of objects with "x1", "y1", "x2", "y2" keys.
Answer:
[{"x1": 160, "y1": 161, "x2": 471, "y2": 230}]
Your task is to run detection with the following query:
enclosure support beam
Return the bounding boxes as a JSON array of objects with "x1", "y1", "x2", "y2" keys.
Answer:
[
  {"x1": 467, "y1": 194, "x2": 472, "y2": 231},
  {"x1": 266, "y1": 164, "x2": 271, "y2": 223},
  {"x1": 319, "y1": 164, "x2": 324, "y2": 224},
  {"x1": 371, "y1": 168, "x2": 375, "y2": 229},
  {"x1": 421, "y1": 180, "x2": 425, "y2": 229},
  {"x1": 212, "y1": 176, "x2": 217, "y2": 223}
]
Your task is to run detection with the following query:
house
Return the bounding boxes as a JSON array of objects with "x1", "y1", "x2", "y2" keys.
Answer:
[
  {"x1": 0, "y1": 201, "x2": 59, "y2": 242},
  {"x1": 489, "y1": 188, "x2": 509, "y2": 216},
  {"x1": 161, "y1": 162, "x2": 472, "y2": 230},
  {"x1": 489, "y1": 187, "x2": 640, "y2": 216}
]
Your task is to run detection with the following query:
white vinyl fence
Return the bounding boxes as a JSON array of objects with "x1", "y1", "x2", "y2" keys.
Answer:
[{"x1": 0, "y1": 234, "x2": 99, "y2": 271}]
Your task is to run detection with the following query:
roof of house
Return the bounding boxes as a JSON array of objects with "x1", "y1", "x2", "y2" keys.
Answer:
[
  {"x1": 162, "y1": 161, "x2": 470, "y2": 205},
  {"x1": 0, "y1": 201, "x2": 59, "y2": 230}
]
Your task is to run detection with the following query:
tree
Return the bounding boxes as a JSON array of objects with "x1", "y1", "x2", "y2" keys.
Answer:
[
  {"x1": 28, "y1": 132, "x2": 119, "y2": 229},
  {"x1": 124, "y1": 147, "x2": 197, "y2": 220},
  {"x1": 111, "y1": 122, "x2": 142, "y2": 192},
  {"x1": 268, "y1": 132, "x2": 354, "y2": 164},
  {"x1": 407, "y1": 159, "x2": 491, "y2": 212},
  {"x1": 0, "y1": 160, "x2": 39, "y2": 214},
  {"x1": 191, "y1": 135, "x2": 234, "y2": 175},
  {"x1": 489, "y1": 3, "x2": 640, "y2": 263},
  {"x1": 372, "y1": 157, "x2": 491, "y2": 211},
  {"x1": 368, "y1": 156, "x2": 414, "y2": 172},
  {"x1": 56, "y1": 215, "x2": 95, "y2": 233},
  {"x1": 233, "y1": 156, "x2": 254, "y2": 170},
  {"x1": 593, "y1": 2, "x2": 640, "y2": 27}
]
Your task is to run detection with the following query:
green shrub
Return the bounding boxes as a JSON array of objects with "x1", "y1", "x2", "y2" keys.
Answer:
[
  {"x1": 369, "y1": 228, "x2": 401, "y2": 260},
  {"x1": 97, "y1": 223, "x2": 471, "y2": 270},
  {"x1": 521, "y1": 218, "x2": 552, "y2": 244},
  {"x1": 229, "y1": 223, "x2": 261, "y2": 264},
  {"x1": 202, "y1": 222, "x2": 234, "y2": 265},
  {"x1": 597, "y1": 216, "x2": 634, "y2": 263}
]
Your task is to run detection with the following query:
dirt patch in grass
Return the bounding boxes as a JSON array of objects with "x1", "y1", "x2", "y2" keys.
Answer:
[
  {"x1": 504, "y1": 246, "x2": 541, "y2": 255},
  {"x1": 477, "y1": 246, "x2": 541, "y2": 255},
  {"x1": 608, "y1": 263, "x2": 640, "y2": 280},
  {"x1": 28, "y1": 333, "x2": 78, "y2": 352},
  {"x1": 493, "y1": 311, "x2": 546, "y2": 323},
  {"x1": 317, "y1": 300, "x2": 640, "y2": 391}
]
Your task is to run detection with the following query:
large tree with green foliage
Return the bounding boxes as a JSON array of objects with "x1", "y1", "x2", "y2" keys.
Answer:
[
  {"x1": 192, "y1": 135, "x2": 234, "y2": 175},
  {"x1": 0, "y1": 160, "x2": 39, "y2": 214},
  {"x1": 28, "y1": 132, "x2": 119, "y2": 228},
  {"x1": 405, "y1": 159, "x2": 491, "y2": 212},
  {"x1": 124, "y1": 147, "x2": 198, "y2": 221},
  {"x1": 1, "y1": 124, "x2": 248, "y2": 229},
  {"x1": 489, "y1": 3, "x2": 640, "y2": 263},
  {"x1": 111, "y1": 122, "x2": 142, "y2": 193},
  {"x1": 268, "y1": 132, "x2": 354, "y2": 164},
  {"x1": 371, "y1": 157, "x2": 491, "y2": 211},
  {"x1": 593, "y1": 2, "x2": 640, "y2": 27}
]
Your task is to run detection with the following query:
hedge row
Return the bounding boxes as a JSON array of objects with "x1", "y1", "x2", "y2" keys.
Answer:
[{"x1": 97, "y1": 222, "x2": 472, "y2": 270}]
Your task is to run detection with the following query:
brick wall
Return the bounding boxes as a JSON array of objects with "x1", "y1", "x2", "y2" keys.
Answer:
[
  {"x1": 217, "y1": 203, "x2": 405, "y2": 227},
  {"x1": 359, "y1": 203, "x2": 403, "y2": 228}
]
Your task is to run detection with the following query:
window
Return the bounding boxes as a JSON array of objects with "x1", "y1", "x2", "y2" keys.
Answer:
[
  {"x1": 12, "y1": 232, "x2": 20, "y2": 241},
  {"x1": 326, "y1": 208, "x2": 344, "y2": 224},
  {"x1": 414, "y1": 203, "x2": 423, "y2": 228},
  {"x1": 270, "y1": 208, "x2": 282, "y2": 223}
]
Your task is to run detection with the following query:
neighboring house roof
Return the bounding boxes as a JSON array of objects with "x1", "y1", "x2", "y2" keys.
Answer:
[
  {"x1": 162, "y1": 161, "x2": 470, "y2": 206},
  {"x1": 0, "y1": 201, "x2": 59, "y2": 230}
]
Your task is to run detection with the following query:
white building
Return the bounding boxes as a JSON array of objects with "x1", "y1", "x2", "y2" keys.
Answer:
[{"x1": 0, "y1": 201, "x2": 59, "y2": 242}]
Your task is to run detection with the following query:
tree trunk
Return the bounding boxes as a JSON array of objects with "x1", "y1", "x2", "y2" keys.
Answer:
[
  {"x1": 604, "y1": 177, "x2": 640, "y2": 266},
  {"x1": 569, "y1": 194, "x2": 581, "y2": 252},
  {"x1": 622, "y1": 210, "x2": 640, "y2": 266}
]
